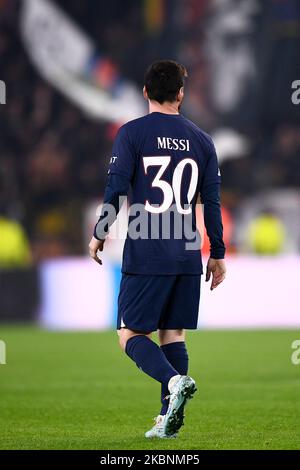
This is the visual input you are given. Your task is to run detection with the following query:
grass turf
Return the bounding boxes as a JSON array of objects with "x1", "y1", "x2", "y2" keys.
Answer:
[{"x1": 0, "y1": 327, "x2": 299, "y2": 450}]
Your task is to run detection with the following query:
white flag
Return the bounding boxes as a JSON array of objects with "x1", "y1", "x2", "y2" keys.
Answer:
[{"x1": 20, "y1": 0, "x2": 145, "y2": 122}]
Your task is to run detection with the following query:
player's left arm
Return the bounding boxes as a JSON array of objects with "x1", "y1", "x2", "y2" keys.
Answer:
[
  {"x1": 89, "y1": 126, "x2": 136, "y2": 265},
  {"x1": 200, "y1": 141, "x2": 226, "y2": 290},
  {"x1": 89, "y1": 173, "x2": 130, "y2": 264}
]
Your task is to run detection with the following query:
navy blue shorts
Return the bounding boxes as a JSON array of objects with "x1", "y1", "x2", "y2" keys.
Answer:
[{"x1": 117, "y1": 274, "x2": 201, "y2": 333}]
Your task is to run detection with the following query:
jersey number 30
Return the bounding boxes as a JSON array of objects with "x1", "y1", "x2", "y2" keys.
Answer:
[{"x1": 143, "y1": 156, "x2": 198, "y2": 215}]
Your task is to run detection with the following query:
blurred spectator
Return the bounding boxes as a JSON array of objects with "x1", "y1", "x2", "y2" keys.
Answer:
[
  {"x1": 247, "y1": 211, "x2": 286, "y2": 255},
  {"x1": 0, "y1": 209, "x2": 31, "y2": 268}
]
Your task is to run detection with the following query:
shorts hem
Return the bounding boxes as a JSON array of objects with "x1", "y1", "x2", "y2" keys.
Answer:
[
  {"x1": 116, "y1": 323, "x2": 155, "y2": 334},
  {"x1": 116, "y1": 323, "x2": 198, "y2": 332}
]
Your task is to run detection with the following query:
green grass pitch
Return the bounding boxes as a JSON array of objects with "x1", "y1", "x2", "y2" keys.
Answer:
[{"x1": 0, "y1": 327, "x2": 299, "y2": 450}]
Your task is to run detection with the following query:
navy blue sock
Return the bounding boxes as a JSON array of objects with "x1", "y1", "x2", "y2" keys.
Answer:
[
  {"x1": 125, "y1": 335, "x2": 178, "y2": 387},
  {"x1": 160, "y1": 342, "x2": 189, "y2": 415}
]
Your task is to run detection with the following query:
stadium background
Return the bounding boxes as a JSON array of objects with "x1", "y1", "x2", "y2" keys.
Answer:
[{"x1": 0, "y1": 0, "x2": 300, "y2": 450}]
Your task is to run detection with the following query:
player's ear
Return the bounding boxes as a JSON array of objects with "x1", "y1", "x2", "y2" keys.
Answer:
[
  {"x1": 143, "y1": 86, "x2": 148, "y2": 101},
  {"x1": 177, "y1": 87, "x2": 184, "y2": 103}
]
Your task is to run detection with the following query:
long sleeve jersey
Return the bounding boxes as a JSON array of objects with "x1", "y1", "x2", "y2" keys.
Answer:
[{"x1": 94, "y1": 112, "x2": 225, "y2": 275}]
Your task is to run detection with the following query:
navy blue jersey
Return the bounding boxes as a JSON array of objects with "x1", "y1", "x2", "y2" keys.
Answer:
[{"x1": 94, "y1": 112, "x2": 225, "y2": 274}]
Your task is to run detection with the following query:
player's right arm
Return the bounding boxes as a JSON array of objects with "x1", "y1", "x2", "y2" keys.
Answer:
[
  {"x1": 89, "y1": 125, "x2": 136, "y2": 265},
  {"x1": 200, "y1": 140, "x2": 226, "y2": 290}
]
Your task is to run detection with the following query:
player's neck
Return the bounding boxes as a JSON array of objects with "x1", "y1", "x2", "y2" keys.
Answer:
[{"x1": 148, "y1": 100, "x2": 180, "y2": 115}]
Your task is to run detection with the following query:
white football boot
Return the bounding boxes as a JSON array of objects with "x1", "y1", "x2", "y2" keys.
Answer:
[
  {"x1": 145, "y1": 415, "x2": 177, "y2": 439},
  {"x1": 163, "y1": 375, "x2": 197, "y2": 437}
]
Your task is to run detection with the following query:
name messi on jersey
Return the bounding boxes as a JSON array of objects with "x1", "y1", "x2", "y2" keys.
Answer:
[{"x1": 157, "y1": 137, "x2": 190, "y2": 152}]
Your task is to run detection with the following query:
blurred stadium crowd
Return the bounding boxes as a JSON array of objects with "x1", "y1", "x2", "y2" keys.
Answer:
[{"x1": 1, "y1": 0, "x2": 300, "y2": 268}]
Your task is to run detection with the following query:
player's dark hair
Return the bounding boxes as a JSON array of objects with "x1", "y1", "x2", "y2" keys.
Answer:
[{"x1": 144, "y1": 60, "x2": 188, "y2": 104}]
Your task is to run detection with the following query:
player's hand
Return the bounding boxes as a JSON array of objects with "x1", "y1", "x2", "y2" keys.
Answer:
[
  {"x1": 205, "y1": 258, "x2": 226, "y2": 291},
  {"x1": 89, "y1": 237, "x2": 105, "y2": 265}
]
